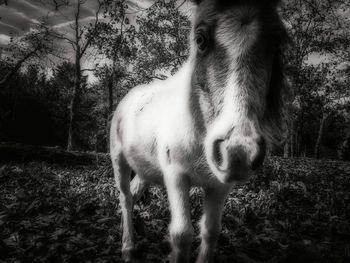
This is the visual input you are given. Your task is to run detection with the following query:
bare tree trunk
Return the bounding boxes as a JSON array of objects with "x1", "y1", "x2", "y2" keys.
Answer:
[
  {"x1": 283, "y1": 139, "x2": 290, "y2": 158},
  {"x1": 314, "y1": 112, "x2": 328, "y2": 158},
  {"x1": 296, "y1": 133, "x2": 299, "y2": 157},
  {"x1": 297, "y1": 111, "x2": 305, "y2": 157},
  {"x1": 108, "y1": 76, "x2": 114, "y2": 114},
  {"x1": 290, "y1": 121, "x2": 294, "y2": 157},
  {"x1": 108, "y1": 60, "x2": 117, "y2": 114},
  {"x1": 106, "y1": 56, "x2": 118, "y2": 152},
  {"x1": 105, "y1": 71, "x2": 114, "y2": 152},
  {"x1": 105, "y1": 83, "x2": 113, "y2": 152},
  {"x1": 67, "y1": 78, "x2": 79, "y2": 151},
  {"x1": 105, "y1": 112, "x2": 110, "y2": 153},
  {"x1": 67, "y1": 90, "x2": 76, "y2": 151},
  {"x1": 55, "y1": 0, "x2": 101, "y2": 151},
  {"x1": 339, "y1": 132, "x2": 350, "y2": 160},
  {"x1": 94, "y1": 129, "x2": 98, "y2": 153},
  {"x1": 283, "y1": 121, "x2": 292, "y2": 158},
  {"x1": 67, "y1": 48, "x2": 81, "y2": 151}
]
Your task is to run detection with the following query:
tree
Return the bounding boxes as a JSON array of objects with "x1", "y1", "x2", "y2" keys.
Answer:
[
  {"x1": 92, "y1": 0, "x2": 141, "y2": 150},
  {"x1": 94, "y1": 0, "x2": 191, "y2": 106},
  {"x1": 92, "y1": 0, "x2": 137, "y2": 114},
  {"x1": 48, "y1": 62, "x2": 76, "y2": 146},
  {"x1": 0, "y1": 24, "x2": 60, "y2": 89},
  {"x1": 52, "y1": 0, "x2": 102, "y2": 151},
  {"x1": 133, "y1": 0, "x2": 190, "y2": 82},
  {"x1": 281, "y1": 0, "x2": 350, "y2": 158}
]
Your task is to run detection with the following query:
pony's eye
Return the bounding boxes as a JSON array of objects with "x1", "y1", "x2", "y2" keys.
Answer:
[{"x1": 195, "y1": 32, "x2": 208, "y2": 52}]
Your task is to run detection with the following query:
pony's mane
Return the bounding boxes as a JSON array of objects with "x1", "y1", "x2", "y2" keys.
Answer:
[{"x1": 264, "y1": 24, "x2": 290, "y2": 147}]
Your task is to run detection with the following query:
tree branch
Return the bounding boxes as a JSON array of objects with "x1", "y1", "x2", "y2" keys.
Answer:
[
  {"x1": 80, "y1": 0, "x2": 102, "y2": 57},
  {"x1": 176, "y1": 0, "x2": 187, "y2": 10}
]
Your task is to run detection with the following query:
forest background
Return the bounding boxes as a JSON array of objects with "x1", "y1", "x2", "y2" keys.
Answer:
[{"x1": 0, "y1": 0, "x2": 349, "y2": 160}]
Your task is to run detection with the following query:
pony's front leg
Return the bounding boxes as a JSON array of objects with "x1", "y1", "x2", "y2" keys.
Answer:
[
  {"x1": 164, "y1": 168, "x2": 194, "y2": 263},
  {"x1": 196, "y1": 187, "x2": 230, "y2": 263}
]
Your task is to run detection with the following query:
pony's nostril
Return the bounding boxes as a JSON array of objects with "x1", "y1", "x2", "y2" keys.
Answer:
[{"x1": 213, "y1": 139, "x2": 226, "y2": 170}]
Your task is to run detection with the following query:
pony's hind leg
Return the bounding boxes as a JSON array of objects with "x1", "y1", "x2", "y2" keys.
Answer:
[
  {"x1": 130, "y1": 174, "x2": 149, "y2": 236},
  {"x1": 130, "y1": 174, "x2": 149, "y2": 203},
  {"x1": 112, "y1": 152, "x2": 135, "y2": 262}
]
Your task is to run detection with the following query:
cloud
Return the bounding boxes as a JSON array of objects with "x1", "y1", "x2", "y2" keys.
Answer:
[
  {"x1": 0, "y1": 20, "x2": 22, "y2": 36},
  {"x1": 0, "y1": 0, "x2": 100, "y2": 37},
  {"x1": 128, "y1": 0, "x2": 153, "y2": 10},
  {"x1": 52, "y1": 15, "x2": 99, "y2": 30},
  {"x1": 0, "y1": 9, "x2": 36, "y2": 36},
  {"x1": 0, "y1": 33, "x2": 11, "y2": 45}
]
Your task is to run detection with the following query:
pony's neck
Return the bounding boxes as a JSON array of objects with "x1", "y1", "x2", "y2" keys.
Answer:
[
  {"x1": 176, "y1": 56, "x2": 206, "y2": 139},
  {"x1": 173, "y1": 56, "x2": 195, "y2": 92}
]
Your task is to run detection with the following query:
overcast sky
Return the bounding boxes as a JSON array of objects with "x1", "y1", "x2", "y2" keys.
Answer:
[
  {"x1": 1, "y1": 0, "x2": 346, "y2": 82},
  {"x1": 0, "y1": 0, "x2": 159, "y2": 43},
  {"x1": 0, "y1": 0, "x2": 157, "y2": 81}
]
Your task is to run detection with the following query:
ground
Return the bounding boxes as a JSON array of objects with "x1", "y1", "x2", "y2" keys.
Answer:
[{"x1": 0, "y1": 157, "x2": 350, "y2": 262}]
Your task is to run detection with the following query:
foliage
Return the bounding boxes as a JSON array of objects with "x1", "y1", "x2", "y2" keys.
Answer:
[
  {"x1": 92, "y1": 0, "x2": 190, "y2": 102},
  {"x1": 0, "y1": 157, "x2": 349, "y2": 262},
  {"x1": 280, "y1": 0, "x2": 350, "y2": 158},
  {"x1": 0, "y1": 23, "x2": 62, "y2": 87},
  {"x1": 0, "y1": 163, "x2": 119, "y2": 262},
  {"x1": 0, "y1": 64, "x2": 55, "y2": 145},
  {"x1": 0, "y1": 62, "x2": 103, "y2": 150},
  {"x1": 91, "y1": 0, "x2": 138, "y2": 110},
  {"x1": 132, "y1": 0, "x2": 190, "y2": 82}
]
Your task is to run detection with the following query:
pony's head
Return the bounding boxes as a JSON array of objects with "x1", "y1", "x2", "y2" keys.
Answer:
[{"x1": 190, "y1": 0, "x2": 289, "y2": 183}]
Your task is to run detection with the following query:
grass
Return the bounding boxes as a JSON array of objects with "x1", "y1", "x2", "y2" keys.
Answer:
[{"x1": 0, "y1": 157, "x2": 349, "y2": 262}]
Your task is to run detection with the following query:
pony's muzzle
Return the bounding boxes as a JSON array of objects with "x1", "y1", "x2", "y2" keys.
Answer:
[{"x1": 211, "y1": 136, "x2": 266, "y2": 183}]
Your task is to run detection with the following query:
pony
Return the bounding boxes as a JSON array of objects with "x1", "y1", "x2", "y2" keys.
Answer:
[{"x1": 110, "y1": 0, "x2": 288, "y2": 262}]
